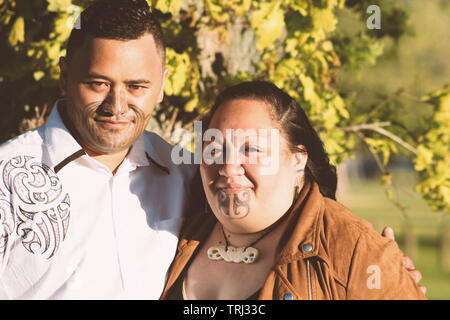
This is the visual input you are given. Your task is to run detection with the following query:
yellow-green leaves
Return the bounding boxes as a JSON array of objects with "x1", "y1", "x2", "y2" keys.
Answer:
[
  {"x1": 153, "y1": 0, "x2": 182, "y2": 16},
  {"x1": 47, "y1": 0, "x2": 72, "y2": 12},
  {"x1": 8, "y1": 16, "x2": 24, "y2": 46},
  {"x1": 165, "y1": 48, "x2": 190, "y2": 96},
  {"x1": 33, "y1": 71, "x2": 45, "y2": 81},
  {"x1": 251, "y1": 1, "x2": 285, "y2": 51},
  {"x1": 231, "y1": 0, "x2": 252, "y2": 17},
  {"x1": 414, "y1": 145, "x2": 434, "y2": 172},
  {"x1": 414, "y1": 85, "x2": 450, "y2": 212},
  {"x1": 313, "y1": 8, "x2": 337, "y2": 34}
]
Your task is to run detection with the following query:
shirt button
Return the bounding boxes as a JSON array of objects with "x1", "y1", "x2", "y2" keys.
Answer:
[
  {"x1": 302, "y1": 243, "x2": 313, "y2": 252},
  {"x1": 284, "y1": 293, "x2": 294, "y2": 300}
]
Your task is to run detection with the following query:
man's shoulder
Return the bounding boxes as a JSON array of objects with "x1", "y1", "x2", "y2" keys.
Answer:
[
  {"x1": 0, "y1": 127, "x2": 45, "y2": 158},
  {"x1": 142, "y1": 130, "x2": 198, "y2": 176}
]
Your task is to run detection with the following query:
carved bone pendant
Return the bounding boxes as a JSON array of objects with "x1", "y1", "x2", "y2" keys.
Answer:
[{"x1": 207, "y1": 245, "x2": 259, "y2": 264}]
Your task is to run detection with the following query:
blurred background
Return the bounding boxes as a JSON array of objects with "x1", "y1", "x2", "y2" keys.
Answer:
[{"x1": 0, "y1": 0, "x2": 449, "y2": 298}]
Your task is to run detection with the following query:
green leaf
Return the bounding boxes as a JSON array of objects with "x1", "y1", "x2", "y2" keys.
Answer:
[
  {"x1": 8, "y1": 16, "x2": 25, "y2": 46},
  {"x1": 155, "y1": 0, "x2": 183, "y2": 16},
  {"x1": 33, "y1": 71, "x2": 45, "y2": 81},
  {"x1": 165, "y1": 48, "x2": 190, "y2": 96},
  {"x1": 184, "y1": 96, "x2": 199, "y2": 112},
  {"x1": 251, "y1": 1, "x2": 285, "y2": 51},
  {"x1": 414, "y1": 145, "x2": 434, "y2": 172},
  {"x1": 312, "y1": 8, "x2": 337, "y2": 33},
  {"x1": 47, "y1": 0, "x2": 72, "y2": 12}
]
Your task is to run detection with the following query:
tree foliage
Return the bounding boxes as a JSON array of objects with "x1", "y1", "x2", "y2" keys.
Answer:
[{"x1": 0, "y1": 0, "x2": 448, "y2": 213}]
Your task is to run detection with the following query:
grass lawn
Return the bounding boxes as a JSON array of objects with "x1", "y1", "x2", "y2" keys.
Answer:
[{"x1": 338, "y1": 168, "x2": 450, "y2": 300}]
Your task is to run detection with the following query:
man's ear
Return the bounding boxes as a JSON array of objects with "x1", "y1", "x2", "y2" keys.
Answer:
[
  {"x1": 291, "y1": 144, "x2": 308, "y2": 172},
  {"x1": 59, "y1": 56, "x2": 68, "y2": 96},
  {"x1": 157, "y1": 67, "x2": 169, "y2": 104}
]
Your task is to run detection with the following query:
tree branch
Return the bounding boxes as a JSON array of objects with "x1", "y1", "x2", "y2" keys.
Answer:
[{"x1": 339, "y1": 121, "x2": 418, "y2": 154}]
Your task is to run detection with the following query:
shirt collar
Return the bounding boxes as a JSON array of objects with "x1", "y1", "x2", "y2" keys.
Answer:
[
  {"x1": 44, "y1": 99, "x2": 85, "y2": 171},
  {"x1": 116, "y1": 133, "x2": 170, "y2": 174},
  {"x1": 143, "y1": 133, "x2": 171, "y2": 175},
  {"x1": 44, "y1": 99, "x2": 170, "y2": 174}
]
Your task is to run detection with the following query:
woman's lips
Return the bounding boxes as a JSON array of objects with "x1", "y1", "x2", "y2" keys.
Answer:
[{"x1": 217, "y1": 184, "x2": 253, "y2": 194}]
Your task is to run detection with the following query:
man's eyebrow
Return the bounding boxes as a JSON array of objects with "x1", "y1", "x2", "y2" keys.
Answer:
[
  {"x1": 125, "y1": 79, "x2": 151, "y2": 84},
  {"x1": 82, "y1": 74, "x2": 151, "y2": 84},
  {"x1": 83, "y1": 73, "x2": 112, "y2": 81}
]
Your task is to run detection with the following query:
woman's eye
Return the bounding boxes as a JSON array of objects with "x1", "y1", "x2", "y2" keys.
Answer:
[
  {"x1": 211, "y1": 148, "x2": 222, "y2": 156},
  {"x1": 244, "y1": 146, "x2": 261, "y2": 153}
]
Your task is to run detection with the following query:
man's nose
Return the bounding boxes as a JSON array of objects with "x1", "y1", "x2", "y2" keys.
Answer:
[{"x1": 103, "y1": 86, "x2": 127, "y2": 115}]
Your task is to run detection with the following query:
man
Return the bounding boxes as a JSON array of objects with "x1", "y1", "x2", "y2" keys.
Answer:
[
  {"x1": 0, "y1": 0, "x2": 199, "y2": 299},
  {"x1": 0, "y1": 0, "x2": 423, "y2": 299}
]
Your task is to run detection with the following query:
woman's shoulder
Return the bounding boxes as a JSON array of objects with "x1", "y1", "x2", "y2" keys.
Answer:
[
  {"x1": 320, "y1": 196, "x2": 384, "y2": 243},
  {"x1": 317, "y1": 197, "x2": 398, "y2": 282}
]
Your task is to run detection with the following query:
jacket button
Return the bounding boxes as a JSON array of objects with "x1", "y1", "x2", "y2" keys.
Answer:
[
  {"x1": 302, "y1": 243, "x2": 313, "y2": 252},
  {"x1": 284, "y1": 293, "x2": 294, "y2": 300}
]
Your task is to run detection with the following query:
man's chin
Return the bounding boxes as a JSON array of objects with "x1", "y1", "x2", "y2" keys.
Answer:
[{"x1": 83, "y1": 139, "x2": 133, "y2": 155}]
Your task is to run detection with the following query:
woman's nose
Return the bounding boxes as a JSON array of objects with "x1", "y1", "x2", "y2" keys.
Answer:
[{"x1": 218, "y1": 162, "x2": 245, "y2": 177}]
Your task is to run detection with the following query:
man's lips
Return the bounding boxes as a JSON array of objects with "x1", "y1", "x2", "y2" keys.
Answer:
[{"x1": 94, "y1": 118, "x2": 131, "y2": 128}]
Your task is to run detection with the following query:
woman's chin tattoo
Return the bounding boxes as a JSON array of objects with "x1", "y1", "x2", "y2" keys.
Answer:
[{"x1": 218, "y1": 189, "x2": 250, "y2": 219}]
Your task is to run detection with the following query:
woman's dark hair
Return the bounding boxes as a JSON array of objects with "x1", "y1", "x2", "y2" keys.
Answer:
[
  {"x1": 204, "y1": 81, "x2": 337, "y2": 200},
  {"x1": 66, "y1": 0, "x2": 165, "y2": 62}
]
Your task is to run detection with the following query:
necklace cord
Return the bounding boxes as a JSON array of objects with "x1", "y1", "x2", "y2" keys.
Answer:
[{"x1": 220, "y1": 209, "x2": 291, "y2": 250}]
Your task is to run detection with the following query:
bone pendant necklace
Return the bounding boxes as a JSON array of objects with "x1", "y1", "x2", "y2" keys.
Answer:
[{"x1": 207, "y1": 225, "x2": 269, "y2": 264}]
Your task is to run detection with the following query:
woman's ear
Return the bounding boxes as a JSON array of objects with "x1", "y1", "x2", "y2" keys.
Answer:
[{"x1": 291, "y1": 144, "x2": 308, "y2": 172}]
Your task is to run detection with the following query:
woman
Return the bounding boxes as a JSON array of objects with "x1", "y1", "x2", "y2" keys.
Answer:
[{"x1": 161, "y1": 81, "x2": 426, "y2": 300}]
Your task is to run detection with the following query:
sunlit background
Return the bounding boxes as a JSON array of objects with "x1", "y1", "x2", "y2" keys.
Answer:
[{"x1": 1, "y1": 0, "x2": 449, "y2": 299}]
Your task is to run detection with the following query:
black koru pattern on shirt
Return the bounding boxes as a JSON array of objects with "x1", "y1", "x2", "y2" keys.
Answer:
[{"x1": 0, "y1": 156, "x2": 70, "y2": 259}]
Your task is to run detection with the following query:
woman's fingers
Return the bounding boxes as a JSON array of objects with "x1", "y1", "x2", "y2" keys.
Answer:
[{"x1": 382, "y1": 226, "x2": 427, "y2": 296}]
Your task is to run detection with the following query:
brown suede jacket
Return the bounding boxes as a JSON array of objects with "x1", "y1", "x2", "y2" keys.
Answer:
[{"x1": 160, "y1": 180, "x2": 426, "y2": 300}]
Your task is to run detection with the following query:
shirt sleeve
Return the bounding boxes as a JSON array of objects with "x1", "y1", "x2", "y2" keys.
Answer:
[
  {"x1": 345, "y1": 230, "x2": 426, "y2": 300},
  {"x1": 0, "y1": 173, "x2": 15, "y2": 278}
]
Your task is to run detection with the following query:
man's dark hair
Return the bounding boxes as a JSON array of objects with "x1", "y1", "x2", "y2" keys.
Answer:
[{"x1": 66, "y1": 0, "x2": 165, "y2": 63}]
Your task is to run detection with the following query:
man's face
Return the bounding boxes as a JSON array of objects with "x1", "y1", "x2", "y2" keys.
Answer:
[{"x1": 59, "y1": 33, "x2": 166, "y2": 154}]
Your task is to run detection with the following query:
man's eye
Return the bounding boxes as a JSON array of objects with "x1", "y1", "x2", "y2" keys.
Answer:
[
  {"x1": 86, "y1": 82, "x2": 108, "y2": 89},
  {"x1": 128, "y1": 85, "x2": 147, "y2": 90}
]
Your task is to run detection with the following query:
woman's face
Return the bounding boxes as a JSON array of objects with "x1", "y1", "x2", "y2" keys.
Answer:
[{"x1": 200, "y1": 99, "x2": 307, "y2": 234}]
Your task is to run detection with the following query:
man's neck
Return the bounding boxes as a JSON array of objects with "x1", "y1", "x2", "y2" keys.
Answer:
[{"x1": 84, "y1": 146, "x2": 130, "y2": 175}]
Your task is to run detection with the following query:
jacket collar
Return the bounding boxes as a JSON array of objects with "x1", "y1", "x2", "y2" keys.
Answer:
[
  {"x1": 44, "y1": 99, "x2": 169, "y2": 174},
  {"x1": 276, "y1": 180, "x2": 325, "y2": 264}
]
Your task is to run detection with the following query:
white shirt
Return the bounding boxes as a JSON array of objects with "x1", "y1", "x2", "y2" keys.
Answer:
[{"x1": 0, "y1": 100, "x2": 200, "y2": 299}]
